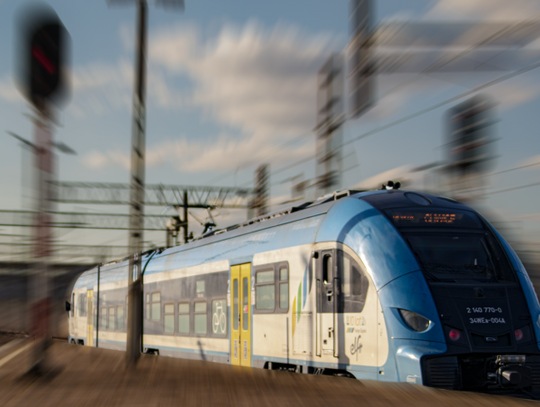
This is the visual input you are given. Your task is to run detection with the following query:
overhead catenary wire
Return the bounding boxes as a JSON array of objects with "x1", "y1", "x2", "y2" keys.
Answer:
[{"x1": 257, "y1": 58, "x2": 540, "y2": 187}]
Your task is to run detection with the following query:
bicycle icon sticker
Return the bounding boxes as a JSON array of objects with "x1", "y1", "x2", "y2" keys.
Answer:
[{"x1": 213, "y1": 299, "x2": 227, "y2": 334}]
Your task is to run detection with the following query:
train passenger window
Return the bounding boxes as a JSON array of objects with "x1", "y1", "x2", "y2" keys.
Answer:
[
  {"x1": 212, "y1": 299, "x2": 227, "y2": 336},
  {"x1": 196, "y1": 280, "x2": 205, "y2": 296},
  {"x1": 164, "y1": 304, "x2": 174, "y2": 334},
  {"x1": 279, "y1": 267, "x2": 289, "y2": 311},
  {"x1": 78, "y1": 294, "x2": 87, "y2": 317},
  {"x1": 255, "y1": 270, "x2": 274, "y2": 311},
  {"x1": 101, "y1": 307, "x2": 107, "y2": 329},
  {"x1": 145, "y1": 293, "x2": 150, "y2": 320},
  {"x1": 117, "y1": 305, "x2": 124, "y2": 331},
  {"x1": 242, "y1": 278, "x2": 249, "y2": 331},
  {"x1": 233, "y1": 280, "x2": 239, "y2": 330},
  {"x1": 343, "y1": 257, "x2": 351, "y2": 298},
  {"x1": 323, "y1": 255, "x2": 333, "y2": 284},
  {"x1": 151, "y1": 292, "x2": 161, "y2": 321},
  {"x1": 178, "y1": 303, "x2": 190, "y2": 335},
  {"x1": 339, "y1": 253, "x2": 369, "y2": 313},
  {"x1": 108, "y1": 307, "x2": 115, "y2": 331},
  {"x1": 351, "y1": 266, "x2": 363, "y2": 296},
  {"x1": 194, "y1": 302, "x2": 207, "y2": 335}
]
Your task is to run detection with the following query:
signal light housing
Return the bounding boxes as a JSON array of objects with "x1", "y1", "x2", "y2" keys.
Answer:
[{"x1": 15, "y1": 5, "x2": 69, "y2": 108}]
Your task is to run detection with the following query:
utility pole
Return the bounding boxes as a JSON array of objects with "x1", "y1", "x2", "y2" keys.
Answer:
[
  {"x1": 108, "y1": 0, "x2": 184, "y2": 365},
  {"x1": 126, "y1": 0, "x2": 147, "y2": 365},
  {"x1": 315, "y1": 54, "x2": 345, "y2": 198},
  {"x1": 250, "y1": 164, "x2": 270, "y2": 218},
  {"x1": 183, "y1": 190, "x2": 188, "y2": 243}
]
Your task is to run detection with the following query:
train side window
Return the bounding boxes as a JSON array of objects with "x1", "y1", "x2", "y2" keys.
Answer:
[
  {"x1": 151, "y1": 292, "x2": 161, "y2": 321},
  {"x1": 194, "y1": 301, "x2": 207, "y2": 335},
  {"x1": 164, "y1": 304, "x2": 175, "y2": 334},
  {"x1": 255, "y1": 269, "x2": 275, "y2": 312},
  {"x1": 117, "y1": 305, "x2": 124, "y2": 331},
  {"x1": 78, "y1": 293, "x2": 87, "y2": 317},
  {"x1": 101, "y1": 307, "x2": 107, "y2": 330},
  {"x1": 233, "y1": 280, "x2": 239, "y2": 330},
  {"x1": 108, "y1": 307, "x2": 115, "y2": 331},
  {"x1": 196, "y1": 280, "x2": 205, "y2": 297},
  {"x1": 242, "y1": 278, "x2": 249, "y2": 331},
  {"x1": 178, "y1": 303, "x2": 190, "y2": 335},
  {"x1": 323, "y1": 254, "x2": 333, "y2": 284},
  {"x1": 340, "y1": 252, "x2": 369, "y2": 313},
  {"x1": 145, "y1": 293, "x2": 150, "y2": 320},
  {"x1": 71, "y1": 293, "x2": 75, "y2": 317},
  {"x1": 278, "y1": 266, "x2": 289, "y2": 312},
  {"x1": 351, "y1": 265, "x2": 363, "y2": 296},
  {"x1": 342, "y1": 257, "x2": 351, "y2": 298}
]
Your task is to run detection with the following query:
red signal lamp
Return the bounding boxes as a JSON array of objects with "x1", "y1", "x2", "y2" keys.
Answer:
[
  {"x1": 515, "y1": 329, "x2": 524, "y2": 341},
  {"x1": 449, "y1": 329, "x2": 461, "y2": 341}
]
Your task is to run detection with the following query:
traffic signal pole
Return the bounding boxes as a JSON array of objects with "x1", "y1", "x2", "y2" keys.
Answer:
[
  {"x1": 28, "y1": 109, "x2": 54, "y2": 374},
  {"x1": 14, "y1": 6, "x2": 68, "y2": 375},
  {"x1": 126, "y1": 0, "x2": 147, "y2": 365}
]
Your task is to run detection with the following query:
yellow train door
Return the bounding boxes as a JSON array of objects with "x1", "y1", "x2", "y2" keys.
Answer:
[
  {"x1": 230, "y1": 264, "x2": 251, "y2": 366},
  {"x1": 86, "y1": 290, "x2": 94, "y2": 346}
]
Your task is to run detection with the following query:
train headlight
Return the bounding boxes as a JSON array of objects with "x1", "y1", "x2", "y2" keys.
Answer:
[{"x1": 398, "y1": 309, "x2": 431, "y2": 332}]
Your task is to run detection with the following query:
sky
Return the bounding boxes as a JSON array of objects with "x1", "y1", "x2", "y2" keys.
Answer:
[{"x1": 1, "y1": 0, "x2": 540, "y2": 263}]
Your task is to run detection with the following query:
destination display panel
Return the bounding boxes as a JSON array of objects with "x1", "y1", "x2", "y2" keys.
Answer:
[{"x1": 387, "y1": 208, "x2": 483, "y2": 229}]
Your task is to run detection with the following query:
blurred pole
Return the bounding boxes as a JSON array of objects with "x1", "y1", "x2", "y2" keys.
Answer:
[
  {"x1": 29, "y1": 109, "x2": 54, "y2": 373},
  {"x1": 315, "y1": 54, "x2": 344, "y2": 198},
  {"x1": 183, "y1": 190, "x2": 188, "y2": 244},
  {"x1": 126, "y1": 0, "x2": 147, "y2": 365}
]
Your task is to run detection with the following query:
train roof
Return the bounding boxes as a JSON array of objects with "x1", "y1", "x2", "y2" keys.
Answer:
[{"x1": 73, "y1": 188, "x2": 477, "y2": 289}]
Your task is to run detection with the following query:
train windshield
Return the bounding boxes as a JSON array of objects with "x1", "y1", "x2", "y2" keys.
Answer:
[
  {"x1": 405, "y1": 234, "x2": 513, "y2": 283},
  {"x1": 387, "y1": 208, "x2": 515, "y2": 283}
]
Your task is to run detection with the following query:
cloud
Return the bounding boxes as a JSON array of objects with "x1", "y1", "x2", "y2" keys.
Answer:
[
  {"x1": 0, "y1": 78, "x2": 20, "y2": 102},
  {"x1": 149, "y1": 21, "x2": 336, "y2": 137},
  {"x1": 490, "y1": 80, "x2": 540, "y2": 110},
  {"x1": 80, "y1": 20, "x2": 337, "y2": 172},
  {"x1": 519, "y1": 154, "x2": 540, "y2": 168},
  {"x1": 82, "y1": 150, "x2": 130, "y2": 169},
  {"x1": 82, "y1": 132, "x2": 312, "y2": 173},
  {"x1": 424, "y1": 0, "x2": 540, "y2": 21}
]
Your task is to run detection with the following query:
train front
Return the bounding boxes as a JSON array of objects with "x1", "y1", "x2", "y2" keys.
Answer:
[{"x1": 358, "y1": 190, "x2": 540, "y2": 394}]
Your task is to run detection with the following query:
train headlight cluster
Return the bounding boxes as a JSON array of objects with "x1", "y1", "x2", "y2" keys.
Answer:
[{"x1": 398, "y1": 309, "x2": 430, "y2": 332}]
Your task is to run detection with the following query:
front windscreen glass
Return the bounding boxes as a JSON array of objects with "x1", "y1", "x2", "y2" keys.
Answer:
[{"x1": 406, "y1": 234, "x2": 514, "y2": 283}]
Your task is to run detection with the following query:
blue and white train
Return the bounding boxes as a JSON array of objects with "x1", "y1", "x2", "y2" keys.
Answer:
[{"x1": 67, "y1": 187, "x2": 540, "y2": 393}]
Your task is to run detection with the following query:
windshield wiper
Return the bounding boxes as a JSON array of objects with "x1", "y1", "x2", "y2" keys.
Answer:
[{"x1": 412, "y1": 251, "x2": 442, "y2": 282}]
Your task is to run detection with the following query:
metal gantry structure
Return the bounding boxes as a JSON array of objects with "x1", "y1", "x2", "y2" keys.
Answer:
[
  {"x1": 0, "y1": 243, "x2": 137, "y2": 264},
  {"x1": 49, "y1": 181, "x2": 253, "y2": 208},
  {"x1": 0, "y1": 181, "x2": 255, "y2": 263},
  {"x1": 0, "y1": 210, "x2": 173, "y2": 230}
]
